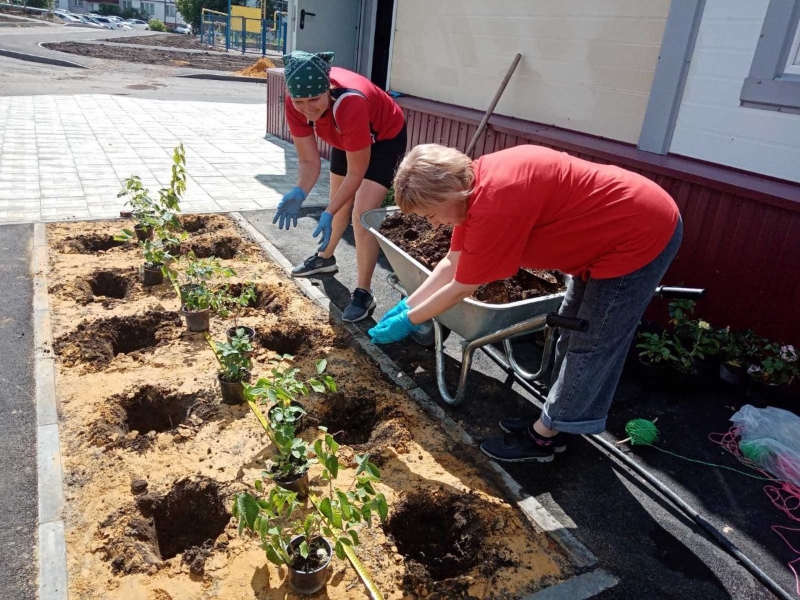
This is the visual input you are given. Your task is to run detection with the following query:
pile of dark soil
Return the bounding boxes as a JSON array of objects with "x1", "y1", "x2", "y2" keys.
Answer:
[{"x1": 379, "y1": 213, "x2": 566, "y2": 303}]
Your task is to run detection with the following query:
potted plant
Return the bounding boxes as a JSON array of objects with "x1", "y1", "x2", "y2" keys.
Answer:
[
  {"x1": 174, "y1": 254, "x2": 235, "y2": 332},
  {"x1": 219, "y1": 281, "x2": 258, "y2": 344},
  {"x1": 232, "y1": 435, "x2": 388, "y2": 595},
  {"x1": 682, "y1": 318, "x2": 720, "y2": 376},
  {"x1": 668, "y1": 299, "x2": 696, "y2": 342},
  {"x1": 718, "y1": 328, "x2": 761, "y2": 385},
  {"x1": 635, "y1": 331, "x2": 675, "y2": 384},
  {"x1": 669, "y1": 337, "x2": 700, "y2": 387},
  {"x1": 747, "y1": 342, "x2": 798, "y2": 403},
  {"x1": 215, "y1": 330, "x2": 253, "y2": 405},
  {"x1": 248, "y1": 357, "x2": 336, "y2": 434}
]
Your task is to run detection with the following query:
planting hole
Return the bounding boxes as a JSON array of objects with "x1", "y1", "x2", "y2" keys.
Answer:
[
  {"x1": 319, "y1": 392, "x2": 378, "y2": 445},
  {"x1": 60, "y1": 234, "x2": 127, "y2": 254},
  {"x1": 139, "y1": 478, "x2": 229, "y2": 562},
  {"x1": 226, "y1": 282, "x2": 285, "y2": 313},
  {"x1": 188, "y1": 236, "x2": 240, "y2": 259},
  {"x1": 88, "y1": 271, "x2": 130, "y2": 299},
  {"x1": 386, "y1": 489, "x2": 487, "y2": 581},
  {"x1": 121, "y1": 386, "x2": 197, "y2": 434},
  {"x1": 180, "y1": 214, "x2": 227, "y2": 234},
  {"x1": 53, "y1": 312, "x2": 180, "y2": 368},
  {"x1": 258, "y1": 321, "x2": 316, "y2": 356}
]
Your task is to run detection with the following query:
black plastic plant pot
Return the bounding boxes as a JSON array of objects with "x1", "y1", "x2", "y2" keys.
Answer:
[
  {"x1": 273, "y1": 468, "x2": 310, "y2": 499},
  {"x1": 226, "y1": 326, "x2": 256, "y2": 344},
  {"x1": 142, "y1": 264, "x2": 164, "y2": 286},
  {"x1": 218, "y1": 371, "x2": 250, "y2": 405},
  {"x1": 746, "y1": 378, "x2": 784, "y2": 405},
  {"x1": 267, "y1": 400, "x2": 306, "y2": 433},
  {"x1": 668, "y1": 367, "x2": 698, "y2": 391},
  {"x1": 637, "y1": 357, "x2": 670, "y2": 386},
  {"x1": 692, "y1": 356, "x2": 719, "y2": 378},
  {"x1": 134, "y1": 224, "x2": 153, "y2": 242},
  {"x1": 287, "y1": 535, "x2": 332, "y2": 594},
  {"x1": 719, "y1": 362, "x2": 746, "y2": 386},
  {"x1": 181, "y1": 306, "x2": 210, "y2": 332}
]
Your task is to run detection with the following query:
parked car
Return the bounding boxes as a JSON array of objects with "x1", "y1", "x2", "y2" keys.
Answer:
[
  {"x1": 54, "y1": 12, "x2": 83, "y2": 24},
  {"x1": 175, "y1": 23, "x2": 192, "y2": 34},
  {"x1": 124, "y1": 19, "x2": 150, "y2": 30},
  {"x1": 70, "y1": 14, "x2": 106, "y2": 28},
  {"x1": 91, "y1": 16, "x2": 132, "y2": 30}
]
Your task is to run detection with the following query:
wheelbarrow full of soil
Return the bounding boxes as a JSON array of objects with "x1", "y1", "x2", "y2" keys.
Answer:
[{"x1": 361, "y1": 207, "x2": 590, "y2": 407}]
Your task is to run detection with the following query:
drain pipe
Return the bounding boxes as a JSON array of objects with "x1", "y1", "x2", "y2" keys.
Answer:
[{"x1": 479, "y1": 349, "x2": 796, "y2": 600}]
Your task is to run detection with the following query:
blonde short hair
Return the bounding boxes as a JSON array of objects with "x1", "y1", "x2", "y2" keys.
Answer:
[{"x1": 393, "y1": 144, "x2": 474, "y2": 213}]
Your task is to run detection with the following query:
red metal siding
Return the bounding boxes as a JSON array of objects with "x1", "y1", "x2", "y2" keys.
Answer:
[{"x1": 264, "y1": 71, "x2": 800, "y2": 344}]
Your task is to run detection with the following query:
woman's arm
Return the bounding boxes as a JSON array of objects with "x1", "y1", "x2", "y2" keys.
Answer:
[
  {"x1": 407, "y1": 277, "x2": 480, "y2": 325},
  {"x1": 294, "y1": 135, "x2": 322, "y2": 194},
  {"x1": 407, "y1": 250, "x2": 460, "y2": 307},
  {"x1": 327, "y1": 146, "x2": 371, "y2": 215}
]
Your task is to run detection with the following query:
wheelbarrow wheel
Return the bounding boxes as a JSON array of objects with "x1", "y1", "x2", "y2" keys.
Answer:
[{"x1": 410, "y1": 319, "x2": 451, "y2": 348}]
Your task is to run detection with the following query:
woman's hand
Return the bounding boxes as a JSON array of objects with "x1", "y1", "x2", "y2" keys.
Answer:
[{"x1": 272, "y1": 186, "x2": 306, "y2": 229}]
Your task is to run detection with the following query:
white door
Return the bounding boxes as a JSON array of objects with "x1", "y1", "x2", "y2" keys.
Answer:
[{"x1": 290, "y1": 0, "x2": 362, "y2": 72}]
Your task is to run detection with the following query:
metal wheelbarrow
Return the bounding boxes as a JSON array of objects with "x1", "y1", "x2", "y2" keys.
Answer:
[
  {"x1": 362, "y1": 207, "x2": 705, "y2": 408},
  {"x1": 361, "y1": 207, "x2": 590, "y2": 407}
]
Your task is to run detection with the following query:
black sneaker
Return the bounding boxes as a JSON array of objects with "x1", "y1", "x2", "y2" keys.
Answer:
[
  {"x1": 480, "y1": 429, "x2": 561, "y2": 463},
  {"x1": 498, "y1": 418, "x2": 567, "y2": 453},
  {"x1": 341, "y1": 288, "x2": 376, "y2": 323},
  {"x1": 291, "y1": 254, "x2": 338, "y2": 277}
]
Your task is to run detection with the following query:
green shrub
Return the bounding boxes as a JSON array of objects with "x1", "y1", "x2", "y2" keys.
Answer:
[
  {"x1": 98, "y1": 3, "x2": 120, "y2": 15},
  {"x1": 148, "y1": 18, "x2": 167, "y2": 31}
]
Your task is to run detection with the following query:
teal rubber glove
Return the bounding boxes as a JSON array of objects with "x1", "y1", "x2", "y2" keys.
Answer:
[
  {"x1": 312, "y1": 211, "x2": 334, "y2": 253},
  {"x1": 368, "y1": 310, "x2": 421, "y2": 344},
  {"x1": 272, "y1": 186, "x2": 306, "y2": 230},
  {"x1": 378, "y1": 298, "x2": 408, "y2": 324}
]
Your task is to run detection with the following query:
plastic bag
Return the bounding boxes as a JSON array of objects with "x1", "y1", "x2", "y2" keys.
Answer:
[{"x1": 731, "y1": 405, "x2": 800, "y2": 487}]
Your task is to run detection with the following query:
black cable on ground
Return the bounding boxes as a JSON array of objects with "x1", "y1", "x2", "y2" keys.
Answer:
[{"x1": 480, "y1": 348, "x2": 795, "y2": 600}]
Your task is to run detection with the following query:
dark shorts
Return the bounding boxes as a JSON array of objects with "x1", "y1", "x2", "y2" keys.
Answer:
[{"x1": 329, "y1": 124, "x2": 407, "y2": 189}]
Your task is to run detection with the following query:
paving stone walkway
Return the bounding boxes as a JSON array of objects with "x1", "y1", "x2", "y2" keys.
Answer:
[{"x1": 0, "y1": 94, "x2": 329, "y2": 222}]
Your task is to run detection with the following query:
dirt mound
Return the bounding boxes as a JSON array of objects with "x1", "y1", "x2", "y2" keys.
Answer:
[
  {"x1": 379, "y1": 212, "x2": 566, "y2": 303},
  {"x1": 58, "y1": 233, "x2": 129, "y2": 254},
  {"x1": 225, "y1": 281, "x2": 287, "y2": 314},
  {"x1": 234, "y1": 57, "x2": 276, "y2": 78},
  {"x1": 53, "y1": 311, "x2": 180, "y2": 369}
]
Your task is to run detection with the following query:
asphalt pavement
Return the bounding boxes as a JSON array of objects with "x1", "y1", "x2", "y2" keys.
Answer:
[
  {"x1": 0, "y1": 224, "x2": 36, "y2": 600},
  {"x1": 243, "y1": 207, "x2": 792, "y2": 600}
]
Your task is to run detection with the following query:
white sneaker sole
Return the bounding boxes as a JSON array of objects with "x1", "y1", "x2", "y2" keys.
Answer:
[
  {"x1": 480, "y1": 446, "x2": 555, "y2": 462},
  {"x1": 291, "y1": 265, "x2": 338, "y2": 277}
]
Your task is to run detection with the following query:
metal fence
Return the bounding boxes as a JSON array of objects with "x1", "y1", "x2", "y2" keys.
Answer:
[{"x1": 200, "y1": 11, "x2": 287, "y2": 56}]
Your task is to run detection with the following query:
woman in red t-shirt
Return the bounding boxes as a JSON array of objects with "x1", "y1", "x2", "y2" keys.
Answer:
[
  {"x1": 369, "y1": 143, "x2": 683, "y2": 463},
  {"x1": 272, "y1": 50, "x2": 407, "y2": 322}
]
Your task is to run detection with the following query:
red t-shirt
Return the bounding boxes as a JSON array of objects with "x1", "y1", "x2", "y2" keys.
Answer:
[
  {"x1": 284, "y1": 67, "x2": 404, "y2": 152},
  {"x1": 451, "y1": 145, "x2": 680, "y2": 284}
]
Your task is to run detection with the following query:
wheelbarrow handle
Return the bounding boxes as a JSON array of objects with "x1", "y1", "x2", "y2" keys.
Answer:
[
  {"x1": 545, "y1": 312, "x2": 589, "y2": 332},
  {"x1": 654, "y1": 286, "x2": 705, "y2": 300}
]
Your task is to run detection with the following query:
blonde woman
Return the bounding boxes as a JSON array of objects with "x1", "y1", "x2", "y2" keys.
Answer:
[
  {"x1": 273, "y1": 50, "x2": 406, "y2": 322},
  {"x1": 368, "y1": 144, "x2": 682, "y2": 463}
]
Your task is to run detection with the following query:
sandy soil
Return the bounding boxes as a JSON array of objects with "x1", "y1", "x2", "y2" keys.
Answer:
[
  {"x1": 41, "y1": 42, "x2": 261, "y2": 72},
  {"x1": 45, "y1": 215, "x2": 571, "y2": 600}
]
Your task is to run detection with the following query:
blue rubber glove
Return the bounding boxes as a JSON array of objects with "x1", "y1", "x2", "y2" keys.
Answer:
[
  {"x1": 312, "y1": 211, "x2": 334, "y2": 253},
  {"x1": 368, "y1": 310, "x2": 421, "y2": 344},
  {"x1": 272, "y1": 186, "x2": 306, "y2": 230},
  {"x1": 378, "y1": 298, "x2": 408, "y2": 325}
]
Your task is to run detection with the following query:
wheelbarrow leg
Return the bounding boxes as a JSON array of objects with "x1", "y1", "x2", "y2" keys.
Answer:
[{"x1": 433, "y1": 320, "x2": 476, "y2": 406}]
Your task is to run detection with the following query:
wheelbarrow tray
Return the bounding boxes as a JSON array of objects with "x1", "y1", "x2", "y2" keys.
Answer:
[{"x1": 361, "y1": 207, "x2": 564, "y2": 341}]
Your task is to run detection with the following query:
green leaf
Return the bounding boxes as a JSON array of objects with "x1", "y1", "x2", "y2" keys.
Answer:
[
  {"x1": 316, "y1": 358, "x2": 327, "y2": 374},
  {"x1": 254, "y1": 479, "x2": 263, "y2": 492},
  {"x1": 376, "y1": 495, "x2": 389, "y2": 522},
  {"x1": 334, "y1": 540, "x2": 345, "y2": 560},
  {"x1": 299, "y1": 540, "x2": 309, "y2": 559},
  {"x1": 308, "y1": 379, "x2": 325, "y2": 393},
  {"x1": 326, "y1": 455, "x2": 339, "y2": 479},
  {"x1": 336, "y1": 491, "x2": 352, "y2": 520},
  {"x1": 348, "y1": 529, "x2": 360, "y2": 545},
  {"x1": 319, "y1": 497, "x2": 333, "y2": 521},
  {"x1": 265, "y1": 545, "x2": 284, "y2": 566},
  {"x1": 236, "y1": 493, "x2": 260, "y2": 531}
]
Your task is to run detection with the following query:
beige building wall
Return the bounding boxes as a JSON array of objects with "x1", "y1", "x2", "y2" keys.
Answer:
[{"x1": 389, "y1": 0, "x2": 671, "y2": 144}]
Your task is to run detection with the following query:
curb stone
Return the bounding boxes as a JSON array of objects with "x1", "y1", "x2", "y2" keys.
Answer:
[
  {"x1": 231, "y1": 211, "x2": 619, "y2": 597},
  {"x1": 33, "y1": 222, "x2": 69, "y2": 600},
  {"x1": 0, "y1": 47, "x2": 87, "y2": 68}
]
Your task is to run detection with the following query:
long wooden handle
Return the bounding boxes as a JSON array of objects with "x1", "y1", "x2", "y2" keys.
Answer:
[{"x1": 465, "y1": 53, "x2": 522, "y2": 157}]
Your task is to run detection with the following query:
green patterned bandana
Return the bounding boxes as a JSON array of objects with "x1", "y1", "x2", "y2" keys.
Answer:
[{"x1": 283, "y1": 51, "x2": 334, "y2": 98}]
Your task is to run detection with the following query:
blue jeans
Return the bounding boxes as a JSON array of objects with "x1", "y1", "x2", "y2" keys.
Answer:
[{"x1": 541, "y1": 219, "x2": 683, "y2": 434}]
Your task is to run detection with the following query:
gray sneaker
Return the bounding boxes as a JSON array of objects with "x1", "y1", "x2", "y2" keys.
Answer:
[
  {"x1": 291, "y1": 254, "x2": 338, "y2": 277},
  {"x1": 341, "y1": 288, "x2": 376, "y2": 323}
]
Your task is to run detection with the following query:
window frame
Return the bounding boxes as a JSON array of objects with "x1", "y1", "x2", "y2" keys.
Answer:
[
  {"x1": 165, "y1": 4, "x2": 175, "y2": 17},
  {"x1": 740, "y1": 0, "x2": 800, "y2": 113},
  {"x1": 141, "y1": 2, "x2": 155, "y2": 16}
]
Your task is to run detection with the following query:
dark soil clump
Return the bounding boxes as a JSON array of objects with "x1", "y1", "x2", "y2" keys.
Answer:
[
  {"x1": 386, "y1": 488, "x2": 487, "y2": 582},
  {"x1": 59, "y1": 233, "x2": 128, "y2": 254},
  {"x1": 379, "y1": 212, "x2": 566, "y2": 303},
  {"x1": 53, "y1": 311, "x2": 180, "y2": 368},
  {"x1": 188, "y1": 235, "x2": 241, "y2": 259},
  {"x1": 318, "y1": 391, "x2": 378, "y2": 445},
  {"x1": 180, "y1": 214, "x2": 228, "y2": 234},
  {"x1": 225, "y1": 282, "x2": 286, "y2": 314}
]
